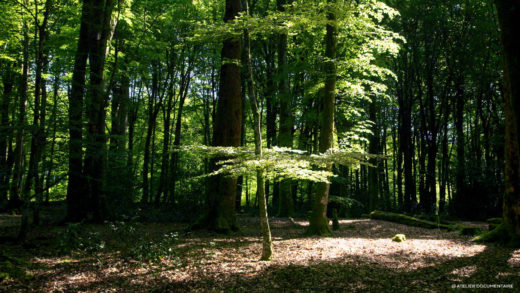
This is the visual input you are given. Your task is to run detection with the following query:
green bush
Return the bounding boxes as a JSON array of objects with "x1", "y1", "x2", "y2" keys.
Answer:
[
  {"x1": 127, "y1": 232, "x2": 180, "y2": 264},
  {"x1": 56, "y1": 223, "x2": 105, "y2": 254}
]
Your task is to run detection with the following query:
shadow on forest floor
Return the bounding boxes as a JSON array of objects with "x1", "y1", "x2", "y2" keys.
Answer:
[{"x1": 1, "y1": 216, "x2": 518, "y2": 292}]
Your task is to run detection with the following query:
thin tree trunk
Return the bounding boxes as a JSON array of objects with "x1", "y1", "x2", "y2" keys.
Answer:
[
  {"x1": 10, "y1": 20, "x2": 29, "y2": 209},
  {"x1": 368, "y1": 96, "x2": 379, "y2": 212},
  {"x1": 168, "y1": 62, "x2": 192, "y2": 204},
  {"x1": 45, "y1": 74, "x2": 60, "y2": 204},
  {"x1": 0, "y1": 62, "x2": 15, "y2": 209},
  {"x1": 243, "y1": 8, "x2": 273, "y2": 258}
]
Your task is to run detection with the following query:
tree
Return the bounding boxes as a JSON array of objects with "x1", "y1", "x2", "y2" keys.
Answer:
[
  {"x1": 66, "y1": 0, "x2": 91, "y2": 222},
  {"x1": 202, "y1": 0, "x2": 243, "y2": 232},
  {"x1": 67, "y1": 0, "x2": 115, "y2": 222},
  {"x1": 276, "y1": 0, "x2": 295, "y2": 218},
  {"x1": 478, "y1": 0, "x2": 520, "y2": 243},
  {"x1": 307, "y1": 0, "x2": 337, "y2": 236},
  {"x1": 244, "y1": 0, "x2": 273, "y2": 259}
]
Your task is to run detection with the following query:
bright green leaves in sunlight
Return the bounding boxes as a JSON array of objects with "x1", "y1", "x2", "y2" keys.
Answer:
[{"x1": 178, "y1": 146, "x2": 380, "y2": 184}]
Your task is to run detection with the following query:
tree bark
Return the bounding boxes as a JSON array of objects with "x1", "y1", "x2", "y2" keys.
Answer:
[
  {"x1": 10, "y1": 20, "x2": 29, "y2": 209},
  {"x1": 307, "y1": 0, "x2": 336, "y2": 236},
  {"x1": 495, "y1": 0, "x2": 520, "y2": 241},
  {"x1": 0, "y1": 62, "x2": 15, "y2": 209},
  {"x1": 83, "y1": 0, "x2": 115, "y2": 222},
  {"x1": 66, "y1": 0, "x2": 90, "y2": 222},
  {"x1": 244, "y1": 8, "x2": 273, "y2": 258},
  {"x1": 203, "y1": 0, "x2": 243, "y2": 232},
  {"x1": 276, "y1": 0, "x2": 294, "y2": 218},
  {"x1": 368, "y1": 96, "x2": 379, "y2": 212}
]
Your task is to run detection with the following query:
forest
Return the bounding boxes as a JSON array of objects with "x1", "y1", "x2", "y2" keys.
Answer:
[{"x1": 0, "y1": 0, "x2": 519, "y2": 291}]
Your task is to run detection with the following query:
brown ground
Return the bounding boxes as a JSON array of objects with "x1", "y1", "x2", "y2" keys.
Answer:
[{"x1": 1, "y1": 215, "x2": 519, "y2": 292}]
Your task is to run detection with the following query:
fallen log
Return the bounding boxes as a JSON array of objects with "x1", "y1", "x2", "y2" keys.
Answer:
[{"x1": 369, "y1": 210, "x2": 456, "y2": 231}]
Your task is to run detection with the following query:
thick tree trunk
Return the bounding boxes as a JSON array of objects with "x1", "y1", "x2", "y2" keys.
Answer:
[
  {"x1": 83, "y1": 0, "x2": 115, "y2": 222},
  {"x1": 495, "y1": 0, "x2": 520, "y2": 241},
  {"x1": 307, "y1": 0, "x2": 336, "y2": 236},
  {"x1": 66, "y1": 0, "x2": 90, "y2": 222},
  {"x1": 276, "y1": 0, "x2": 294, "y2": 218},
  {"x1": 107, "y1": 69, "x2": 130, "y2": 214},
  {"x1": 203, "y1": 0, "x2": 243, "y2": 232}
]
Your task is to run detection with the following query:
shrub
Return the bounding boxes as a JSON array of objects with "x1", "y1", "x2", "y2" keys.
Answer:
[{"x1": 56, "y1": 223, "x2": 105, "y2": 254}]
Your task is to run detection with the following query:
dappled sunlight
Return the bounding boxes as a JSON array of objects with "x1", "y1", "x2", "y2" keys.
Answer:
[
  {"x1": 508, "y1": 249, "x2": 520, "y2": 268},
  {"x1": 1, "y1": 217, "x2": 517, "y2": 292},
  {"x1": 450, "y1": 265, "x2": 478, "y2": 281}
]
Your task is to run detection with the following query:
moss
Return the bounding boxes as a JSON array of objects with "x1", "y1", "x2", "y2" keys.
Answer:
[
  {"x1": 486, "y1": 217, "x2": 502, "y2": 225},
  {"x1": 260, "y1": 255, "x2": 273, "y2": 261},
  {"x1": 458, "y1": 226, "x2": 483, "y2": 236},
  {"x1": 369, "y1": 211, "x2": 455, "y2": 231},
  {"x1": 392, "y1": 234, "x2": 406, "y2": 242},
  {"x1": 472, "y1": 223, "x2": 520, "y2": 247},
  {"x1": 305, "y1": 224, "x2": 333, "y2": 237},
  {"x1": 190, "y1": 215, "x2": 238, "y2": 234},
  {"x1": 413, "y1": 214, "x2": 453, "y2": 225}
]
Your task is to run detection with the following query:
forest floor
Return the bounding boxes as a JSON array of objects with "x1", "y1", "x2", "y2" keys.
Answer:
[{"x1": 1, "y1": 210, "x2": 520, "y2": 292}]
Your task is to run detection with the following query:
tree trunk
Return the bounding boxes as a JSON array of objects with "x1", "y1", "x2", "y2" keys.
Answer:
[
  {"x1": 495, "y1": 0, "x2": 520, "y2": 241},
  {"x1": 203, "y1": 0, "x2": 243, "y2": 232},
  {"x1": 10, "y1": 21, "x2": 29, "y2": 209},
  {"x1": 454, "y1": 77, "x2": 466, "y2": 216},
  {"x1": 244, "y1": 10, "x2": 273, "y2": 258},
  {"x1": 66, "y1": 0, "x2": 90, "y2": 222},
  {"x1": 276, "y1": 0, "x2": 294, "y2": 218},
  {"x1": 45, "y1": 74, "x2": 60, "y2": 204},
  {"x1": 368, "y1": 96, "x2": 379, "y2": 212},
  {"x1": 83, "y1": 0, "x2": 115, "y2": 222},
  {"x1": 168, "y1": 63, "x2": 192, "y2": 204},
  {"x1": 0, "y1": 62, "x2": 15, "y2": 209},
  {"x1": 307, "y1": 0, "x2": 336, "y2": 236}
]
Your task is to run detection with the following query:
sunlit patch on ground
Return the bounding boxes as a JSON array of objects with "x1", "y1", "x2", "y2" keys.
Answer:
[
  {"x1": 508, "y1": 249, "x2": 520, "y2": 268},
  {"x1": 1, "y1": 217, "x2": 518, "y2": 292},
  {"x1": 450, "y1": 265, "x2": 478, "y2": 281}
]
